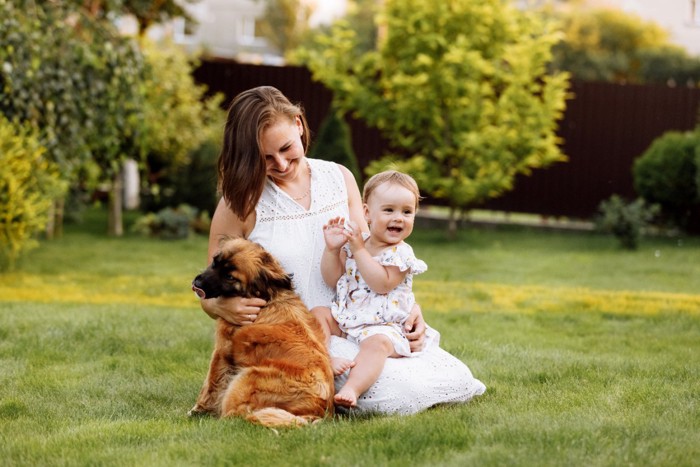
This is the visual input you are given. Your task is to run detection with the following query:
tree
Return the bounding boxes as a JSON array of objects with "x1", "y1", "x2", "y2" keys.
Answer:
[
  {"x1": 0, "y1": 1, "x2": 145, "y2": 237},
  {"x1": 0, "y1": 116, "x2": 65, "y2": 270},
  {"x1": 548, "y1": 6, "x2": 700, "y2": 85},
  {"x1": 299, "y1": 0, "x2": 569, "y2": 237},
  {"x1": 65, "y1": 0, "x2": 195, "y2": 35},
  {"x1": 259, "y1": 0, "x2": 315, "y2": 60},
  {"x1": 307, "y1": 107, "x2": 361, "y2": 183},
  {"x1": 340, "y1": 0, "x2": 379, "y2": 55},
  {"x1": 138, "y1": 38, "x2": 225, "y2": 212}
]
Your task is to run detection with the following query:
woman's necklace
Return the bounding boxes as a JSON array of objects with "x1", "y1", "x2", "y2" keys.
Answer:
[{"x1": 291, "y1": 161, "x2": 312, "y2": 201}]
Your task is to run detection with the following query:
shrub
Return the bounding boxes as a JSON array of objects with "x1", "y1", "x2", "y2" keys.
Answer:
[
  {"x1": 0, "y1": 116, "x2": 66, "y2": 269},
  {"x1": 595, "y1": 195, "x2": 659, "y2": 250},
  {"x1": 140, "y1": 138, "x2": 220, "y2": 216},
  {"x1": 633, "y1": 131, "x2": 700, "y2": 231},
  {"x1": 307, "y1": 108, "x2": 361, "y2": 183},
  {"x1": 131, "y1": 204, "x2": 209, "y2": 240},
  {"x1": 140, "y1": 38, "x2": 225, "y2": 202}
]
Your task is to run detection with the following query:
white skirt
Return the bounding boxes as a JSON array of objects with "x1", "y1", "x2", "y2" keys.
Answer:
[{"x1": 329, "y1": 330, "x2": 486, "y2": 415}]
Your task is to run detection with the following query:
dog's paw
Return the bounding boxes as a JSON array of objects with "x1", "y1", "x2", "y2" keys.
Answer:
[{"x1": 187, "y1": 405, "x2": 215, "y2": 418}]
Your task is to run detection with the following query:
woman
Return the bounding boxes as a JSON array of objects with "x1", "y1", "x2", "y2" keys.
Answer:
[{"x1": 199, "y1": 86, "x2": 485, "y2": 414}]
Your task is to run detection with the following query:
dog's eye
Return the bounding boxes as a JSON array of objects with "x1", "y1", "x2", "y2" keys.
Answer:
[{"x1": 226, "y1": 274, "x2": 235, "y2": 281}]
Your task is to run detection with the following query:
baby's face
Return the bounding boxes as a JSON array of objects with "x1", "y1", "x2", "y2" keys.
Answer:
[{"x1": 364, "y1": 182, "x2": 417, "y2": 245}]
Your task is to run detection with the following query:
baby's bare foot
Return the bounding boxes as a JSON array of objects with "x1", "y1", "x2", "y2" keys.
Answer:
[
  {"x1": 334, "y1": 387, "x2": 358, "y2": 407},
  {"x1": 331, "y1": 357, "x2": 355, "y2": 376}
]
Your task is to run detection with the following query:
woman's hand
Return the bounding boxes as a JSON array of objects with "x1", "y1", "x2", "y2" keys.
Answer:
[
  {"x1": 404, "y1": 303, "x2": 427, "y2": 352},
  {"x1": 200, "y1": 296, "x2": 266, "y2": 325}
]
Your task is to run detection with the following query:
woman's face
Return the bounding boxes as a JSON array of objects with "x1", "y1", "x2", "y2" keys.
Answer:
[{"x1": 260, "y1": 116, "x2": 305, "y2": 183}]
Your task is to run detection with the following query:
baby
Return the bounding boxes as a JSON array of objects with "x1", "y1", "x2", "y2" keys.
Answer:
[{"x1": 317, "y1": 170, "x2": 428, "y2": 407}]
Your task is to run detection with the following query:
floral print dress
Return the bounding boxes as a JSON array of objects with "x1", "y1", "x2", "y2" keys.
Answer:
[{"x1": 331, "y1": 236, "x2": 428, "y2": 357}]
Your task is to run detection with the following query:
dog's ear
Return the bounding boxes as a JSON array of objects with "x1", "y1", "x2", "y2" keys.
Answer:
[{"x1": 251, "y1": 251, "x2": 293, "y2": 299}]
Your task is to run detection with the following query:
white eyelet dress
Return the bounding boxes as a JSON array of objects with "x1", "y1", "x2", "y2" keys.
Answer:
[{"x1": 248, "y1": 158, "x2": 486, "y2": 415}]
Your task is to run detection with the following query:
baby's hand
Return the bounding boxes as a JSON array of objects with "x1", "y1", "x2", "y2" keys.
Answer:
[
  {"x1": 323, "y1": 217, "x2": 351, "y2": 250},
  {"x1": 344, "y1": 220, "x2": 366, "y2": 252}
]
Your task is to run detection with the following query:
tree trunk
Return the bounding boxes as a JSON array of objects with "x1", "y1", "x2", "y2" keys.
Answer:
[
  {"x1": 45, "y1": 202, "x2": 55, "y2": 240},
  {"x1": 447, "y1": 205, "x2": 458, "y2": 240},
  {"x1": 44, "y1": 199, "x2": 64, "y2": 239},
  {"x1": 108, "y1": 171, "x2": 124, "y2": 237},
  {"x1": 54, "y1": 198, "x2": 64, "y2": 238}
]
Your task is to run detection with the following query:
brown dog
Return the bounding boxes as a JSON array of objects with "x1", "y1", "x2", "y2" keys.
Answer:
[{"x1": 188, "y1": 238, "x2": 334, "y2": 427}]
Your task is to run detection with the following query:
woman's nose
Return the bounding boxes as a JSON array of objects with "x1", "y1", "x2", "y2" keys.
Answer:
[{"x1": 269, "y1": 155, "x2": 288, "y2": 171}]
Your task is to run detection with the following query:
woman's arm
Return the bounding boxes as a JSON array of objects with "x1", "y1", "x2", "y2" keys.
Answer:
[
  {"x1": 339, "y1": 165, "x2": 368, "y2": 234},
  {"x1": 199, "y1": 198, "x2": 265, "y2": 324},
  {"x1": 206, "y1": 198, "x2": 250, "y2": 260}
]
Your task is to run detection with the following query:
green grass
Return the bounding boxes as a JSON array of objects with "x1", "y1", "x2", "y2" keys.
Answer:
[{"x1": 1, "y1": 208, "x2": 699, "y2": 466}]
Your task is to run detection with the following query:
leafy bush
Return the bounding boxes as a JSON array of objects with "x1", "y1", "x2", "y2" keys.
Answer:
[
  {"x1": 595, "y1": 195, "x2": 659, "y2": 250},
  {"x1": 633, "y1": 131, "x2": 700, "y2": 231},
  {"x1": 0, "y1": 1, "x2": 145, "y2": 187},
  {"x1": 549, "y1": 7, "x2": 700, "y2": 85},
  {"x1": 140, "y1": 138, "x2": 220, "y2": 216},
  {"x1": 140, "y1": 38, "x2": 224, "y2": 194},
  {"x1": 0, "y1": 116, "x2": 65, "y2": 269},
  {"x1": 132, "y1": 204, "x2": 209, "y2": 240},
  {"x1": 308, "y1": 108, "x2": 361, "y2": 183}
]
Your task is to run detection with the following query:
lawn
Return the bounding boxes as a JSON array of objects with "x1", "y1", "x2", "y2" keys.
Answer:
[{"x1": 1, "y1": 209, "x2": 699, "y2": 466}]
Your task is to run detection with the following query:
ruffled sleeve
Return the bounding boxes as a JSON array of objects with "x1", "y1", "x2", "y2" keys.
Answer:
[{"x1": 378, "y1": 242, "x2": 427, "y2": 275}]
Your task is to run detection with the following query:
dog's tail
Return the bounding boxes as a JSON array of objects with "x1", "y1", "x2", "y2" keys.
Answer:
[{"x1": 246, "y1": 407, "x2": 321, "y2": 428}]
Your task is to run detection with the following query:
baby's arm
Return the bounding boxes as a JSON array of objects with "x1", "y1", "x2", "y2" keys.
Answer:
[{"x1": 352, "y1": 249, "x2": 408, "y2": 294}]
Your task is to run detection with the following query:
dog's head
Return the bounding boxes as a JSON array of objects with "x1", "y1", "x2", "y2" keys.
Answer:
[{"x1": 192, "y1": 238, "x2": 293, "y2": 301}]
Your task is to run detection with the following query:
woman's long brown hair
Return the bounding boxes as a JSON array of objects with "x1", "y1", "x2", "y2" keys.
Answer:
[{"x1": 217, "y1": 86, "x2": 311, "y2": 220}]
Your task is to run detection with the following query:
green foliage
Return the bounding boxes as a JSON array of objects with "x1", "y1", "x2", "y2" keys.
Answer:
[
  {"x1": 595, "y1": 195, "x2": 659, "y2": 250},
  {"x1": 0, "y1": 116, "x2": 65, "y2": 270},
  {"x1": 139, "y1": 38, "x2": 225, "y2": 179},
  {"x1": 138, "y1": 38, "x2": 224, "y2": 214},
  {"x1": 548, "y1": 7, "x2": 700, "y2": 85},
  {"x1": 299, "y1": 0, "x2": 569, "y2": 222},
  {"x1": 117, "y1": 0, "x2": 194, "y2": 34},
  {"x1": 296, "y1": 0, "x2": 379, "y2": 60},
  {"x1": 0, "y1": 0, "x2": 145, "y2": 188},
  {"x1": 633, "y1": 131, "x2": 700, "y2": 230},
  {"x1": 259, "y1": 0, "x2": 314, "y2": 59},
  {"x1": 308, "y1": 108, "x2": 361, "y2": 182},
  {"x1": 132, "y1": 204, "x2": 209, "y2": 240},
  {"x1": 61, "y1": 0, "x2": 194, "y2": 33},
  {"x1": 637, "y1": 47, "x2": 700, "y2": 86},
  {"x1": 141, "y1": 139, "x2": 220, "y2": 216}
]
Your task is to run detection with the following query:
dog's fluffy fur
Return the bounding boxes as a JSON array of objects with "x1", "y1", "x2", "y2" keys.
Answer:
[{"x1": 188, "y1": 238, "x2": 334, "y2": 427}]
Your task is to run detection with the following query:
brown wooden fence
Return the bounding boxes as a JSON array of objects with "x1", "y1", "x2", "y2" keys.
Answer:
[{"x1": 193, "y1": 59, "x2": 700, "y2": 219}]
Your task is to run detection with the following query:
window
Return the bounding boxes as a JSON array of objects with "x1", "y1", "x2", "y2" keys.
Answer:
[{"x1": 237, "y1": 16, "x2": 256, "y2": 44}]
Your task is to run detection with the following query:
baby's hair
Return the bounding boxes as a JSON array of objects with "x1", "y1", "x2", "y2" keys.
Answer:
[{"x1": 363, "y1": 170, "x2": 421, "y2": 209}]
